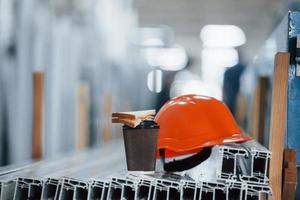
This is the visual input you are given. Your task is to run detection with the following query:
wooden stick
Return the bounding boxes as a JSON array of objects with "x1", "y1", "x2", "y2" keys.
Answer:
[
  {"x1": 112, "y1": 110, "x2": 156, "y2": 120},
  {"x1": 77, "y1": 82, "x2": 90, "y2": 150},
  {"x1": 32, "y1": 71, "x2": 44, "y2": 160},
  {"x1": 251, "y1": 76, "x2": 269, "y2": 144},
  {"x1": 102, "y1": 94, "x2": 112, "y2": 142},
  {"x1": 268, "y1": 53, "x2": 290, "y2": 200},
  {"x1": 236, "y1": 94, "x2": 247, "y2": 128},
  {"x1": 282, "y1": 149, "x2": 297, "y2": 200},
  {"x1": 112, "y1": 118, "x2": 140, "y2": 128},
  {"x1": 257, "y1": 77, "x2": 269, "y2": 144},
  {"x1": 251, "y1": 85, "x2": 260, "y2": 139}
]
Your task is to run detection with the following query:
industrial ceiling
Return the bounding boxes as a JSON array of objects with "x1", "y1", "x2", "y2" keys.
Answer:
[{"x1": 133, "y1": 0, "x2": 286, "y2": 65}]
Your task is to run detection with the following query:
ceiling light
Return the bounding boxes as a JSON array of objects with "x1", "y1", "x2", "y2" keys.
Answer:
[{"x1": 200, "y1": 25, "x2": 246, "y2": 47}]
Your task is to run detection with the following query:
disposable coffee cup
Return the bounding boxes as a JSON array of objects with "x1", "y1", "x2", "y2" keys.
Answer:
[{"x1": 122, "y1": 120, "x2": 159, "y2": 172}]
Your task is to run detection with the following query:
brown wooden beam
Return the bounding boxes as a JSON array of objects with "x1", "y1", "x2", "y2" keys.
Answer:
[
  {"x1": 268, "y1": 52, "x2": 290, "y2": 200},
  {"x1": 32, "y1": 71, "x2": 44, "y2": 160},
  {"x1": 282, "y1": 149, "x2": 297, "y2": 200}
]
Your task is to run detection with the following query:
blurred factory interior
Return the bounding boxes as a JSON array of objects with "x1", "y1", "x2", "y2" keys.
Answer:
[{"x1": 0, "y1": 0, "x2": 296, "y2": 166}]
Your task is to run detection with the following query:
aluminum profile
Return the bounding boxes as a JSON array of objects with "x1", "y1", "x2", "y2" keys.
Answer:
[
  {"x1": 87, "y1": 179, "x2": 109, "y2": 200},
  {"x1": 0, "y1": 139, "x2": 125, "y2": 200},
  {"x1": 13, "y1": 177, "x2": 43, "y2": 200},
  {"x1": 197, "y1": 181, "x2": 271, "y2": 200},
  {"x1": 41, "y1": 178, "x2": 61, "y2": 199},
  {"x1": 180, "y1": 180, "x2": 198, "y2": 200},
  {"x1": 0, "y1": 139, "x2": 272, "y2": 200},
  {"x1": 4, "y1": 172, "x2": 273, "y2": 200},
  {"x1": 152, "y1": 178, "x2": 181, "y2": 199},
  {"x1": 238, "y1": 140, "x2": 271, "y2": 185},
  {"x1": 218, "y1": 140, "x2": 271, "y2": 184},
  {"x1": 217, "y1": 143, "x2": 248, "y2": 182},
  {"x1": 198, "y1": 181, "x2": 228, "y2": 200},
  {"x1": 136, "y1": 178, "x2": 155, "y2": 200},
  {"x1": 0, "y1": 162, "x2": 41, "y2": 200},
  {"x1": 58, "y1": 178, "x2": 88, "y2": 200},
  {"x1": 1, "y1": 148, "x2": 102, "y2": 200},
  {"x1": 106, "y1": 176, "x2": 136, "y2": 200},
  {"x1": 226, "y1": 182, "x2": 246, "y2": 200},
  {"x1": 244, "y1": 184, "x2": 272, "y2": 200},
  {"x1": 106, "y1": 177, "x2": 123, "y2": 199},
  {"x1": 129, "y1": 173, "x2": 155, "y2": 200},
  {"x1": 0, "y1": 180, "x2": 16, "y2": 200}
]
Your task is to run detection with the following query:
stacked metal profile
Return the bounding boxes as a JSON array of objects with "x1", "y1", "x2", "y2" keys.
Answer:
[
  {"x1": 215, "y1": 140, "x2": 272, "y2": 200},
  {"x1": 0, "y1": 140, "x2": 271, "y2": 200}
]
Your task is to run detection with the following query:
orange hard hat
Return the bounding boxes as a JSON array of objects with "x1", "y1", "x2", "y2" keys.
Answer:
[{"x1": 155, "y1": 94, "x2": 252, "y2": 158}]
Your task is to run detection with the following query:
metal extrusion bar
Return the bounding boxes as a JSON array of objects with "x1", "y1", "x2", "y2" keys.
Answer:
[
  {"x1": 10, "y1": 140, "x2": 124, "y2": 200},
  {"x1": 87, "y1": 179, "x2": 109, "y2": 200},
  {"x1": 105, "y1": 176, "x2": 137, "y2": 200},
  {"x1": 180, "y1": 180, "x2": 198, "y2": 200},
  {"x1": 106, "y1": 178, "x2": 123, "y2": 199},
  {"x1": 58, "y1": 180, "x2": 74, "y2": 200},
  {"x1": 58, "y1": 178, "x2": 88, "y2": 200},
  {"x1": 117, "y1": 177, "x2": 136, "y2": 199},
  {"x1": 227, "y1": 182, "x2": 245, "y2": 200},
  {"x1": 153, "y1": 178, "x2": 181, "y2": 200},
  {"x1": 239, "y1": 140, "x2": 271, "y2": 185},
  {"x1": 13, "y1": 177, "x2": 44, "y2": 200},
  {"x1": 0, "y1": 161, "x2": 35, "y2": 177},
  {"x1": 218, "y1": 144, "x2": 248, "y2": 181},
  {"x1": 126, "y1": 173, "x2": 156, "y2": 200},
  {"x1": 199, "y1": 181, "x2": 227, "y2": 200},
  {"x1": 41, "y1": 178, "x2": 61, "y2": 199},
  {"x1": 136, "y1": 178, "x2": 155, "y2": 200},
  {"x1": 0, "y1": 180, "x2": 16, "y2": 200},
  {"x1": 0, "y1": 161, "x2": 45, "y2": 199},
  {"x1": 244, "y1": 184, "x2": 272, "y2": 200},
  {"x1": 147, "y1": 173, "x2": 185, "y2": 200},
  {"x1": 218, "y1": 140, "x2": 271, "y2": 184},
  {"x1": 0, "y1": 139, "x2": 273, "y2": 200},
  {"x1": 11, "y1": 156, "x2": 94, "y2": 200},
  {"x1": 13, "y1": 178, "x2": 43, "y2": 200},
  {"x1": 0, "y1": 147, "x2": 106, "y2": 199}
]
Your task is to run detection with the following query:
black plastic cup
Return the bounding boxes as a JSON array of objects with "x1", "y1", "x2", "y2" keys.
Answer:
[{"x1": 122, "y1": 120, "x2": 159, "y2": 172}]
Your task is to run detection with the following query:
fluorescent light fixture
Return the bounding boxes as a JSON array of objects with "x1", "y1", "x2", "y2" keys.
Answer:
[
  {"x1": 147, "y1": 69, "x2": 162, "y2": 93},
  {"x1": 201, "y1": 47, "x2": 238, "y2": 69},
  {"x1": 200, "y1": 25, "x2": 246, "y2": 47},
  {"x1": 142, "y1": 45, "x2": 188, "y2": 71},
  {"x1": 135, "y1": 27, "x2": 174, "y2": 47},
  {"x1": 170, "y1": 80, "x2": 222, "y2": 99},
  {"x1": 142, "y1": 48, "x2": 159, "y2": 66},
  {"x1": 142, "y1": 38, "x2": 164, "y2": 47},
  {"x1": 169, "y1": 70, "x2": 222, "y2": 99},
  {"x1": 139, "y1": 28, "x2": 166, "y2": 47}
]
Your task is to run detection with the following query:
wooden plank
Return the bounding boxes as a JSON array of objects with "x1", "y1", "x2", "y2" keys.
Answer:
[
  {"x1": 112, "y1": 118, "x2": 140, "y2": 128},
  {"x1": 102, "y1": 94, "x2": 112, "y2": 142},
  {"x1": 282, "y1": 149, "x2": 297, "y2": 200},
  {"x1": 32, "y1": 71, "x2": 44, "y2": 160},
  {"x1": 268, "y1": 52, "x2": 290, "y2": 200},
  {"x1": 236, "y1": 94, "x2": 247, "y2": 128},
  {"x1": 76, "y1": 82, "x2": 90, "y2": 150},
  {"x1": 112, "y1": 110, "x2": 156, "y2": 120},
  {"x1": 251, "y1": 84, "x2": 260, "y2": 139},
  {"x1": 251, "y1": 76, "x2": 269, "y2": 144},
  {"x1": 111, "y1": 110, "x2": 155, "y2": 128},
  {"x1": 257, "y1": 77, "x2": 269, "y2": 144}
]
